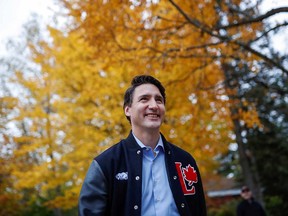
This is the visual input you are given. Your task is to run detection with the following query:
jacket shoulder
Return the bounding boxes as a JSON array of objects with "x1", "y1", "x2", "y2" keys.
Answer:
[
  {"x1": 94, "y1": 140, "x2": 125, "y2": 162},
  {"x1": 93, "y1": 132, "x2": 140, "y2": 168}
]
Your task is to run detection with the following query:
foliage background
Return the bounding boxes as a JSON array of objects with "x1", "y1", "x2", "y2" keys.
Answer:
[{"x1": 0, "y1": 0, "x2": 287, "y2": 215}]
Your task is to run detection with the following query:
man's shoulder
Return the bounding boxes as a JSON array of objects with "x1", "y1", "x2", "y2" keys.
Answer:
[{"x1": 94, "y1": 133, "x2": 138, "y2": 161}]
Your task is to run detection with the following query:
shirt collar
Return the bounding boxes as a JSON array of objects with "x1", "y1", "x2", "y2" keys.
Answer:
[{"x1": 132, "y1": 132, "x2": 165, "y2": 152}]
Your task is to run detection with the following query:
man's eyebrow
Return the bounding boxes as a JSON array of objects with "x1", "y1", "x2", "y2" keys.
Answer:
[
  {"x1": 138, "y1": 94, "x2": 150, "y2": 98},
  {"x1": 137, "y1": 94, "x2": 163, "y2": 99}
]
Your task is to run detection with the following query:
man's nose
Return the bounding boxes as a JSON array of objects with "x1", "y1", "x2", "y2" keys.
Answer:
[{"x1": 148, "y1": 99, "x2": 158, "y2": 109}]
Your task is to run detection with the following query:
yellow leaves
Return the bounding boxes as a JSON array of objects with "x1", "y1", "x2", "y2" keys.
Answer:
[
  {"x1": 0, "y1": 96, "x2": 18, "y2": 110},
  {"x1": 0, "y1": 192, "x2": 22, "y2": 215},
  {"x1": 13, "y1": 164, "x2": 48, "y2": 190},
  {"x1": 238, "y1": 102, "x2": 263, "y2": 128},
  {"x1": 13, "y1": 138, "x2": 41, "y2": 156},
  {"x1": 44, "y1": 187, "x2": 79, "y2": 209},
  {"x1": 13, "y1": 171, "x2": 38, "y2": 190},
  {"x1": 1, "y1": 0, "x2": 270, "y2": 212}
]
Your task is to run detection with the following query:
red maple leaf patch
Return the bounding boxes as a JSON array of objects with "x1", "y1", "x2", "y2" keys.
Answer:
[{"x1": 183, "y1": 164, "x2": 198, "y2": 186}]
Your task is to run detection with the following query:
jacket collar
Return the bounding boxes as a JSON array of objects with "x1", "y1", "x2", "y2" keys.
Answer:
[
  {"x1": 124, "y1": 130, "x2": 172, "y2": 153},
  {"x1": 123, "y1": 131, "x2": 142, "y2": 150}
]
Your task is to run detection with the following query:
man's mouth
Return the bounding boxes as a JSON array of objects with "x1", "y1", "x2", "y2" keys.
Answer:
[{"x1": 145, "y1": 114, "x2": 160, "y2": 118}]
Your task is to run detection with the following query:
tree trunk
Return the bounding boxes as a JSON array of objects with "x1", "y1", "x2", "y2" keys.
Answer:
[
  {"x1": 232, "y1": 113, "x2": 264, "y2": 206},
  {"x1": 222, "y1": 63, "x2": 264, "y2": 206}
]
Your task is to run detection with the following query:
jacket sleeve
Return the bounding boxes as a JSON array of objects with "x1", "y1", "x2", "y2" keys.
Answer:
[{"x1": 78, "y1": 160, "x2": 108, "y2": 216}]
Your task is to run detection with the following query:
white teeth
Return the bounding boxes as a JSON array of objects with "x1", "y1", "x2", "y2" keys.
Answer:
[{"x1": 146, "y1": 114, "x2": 158, "y2": 117}]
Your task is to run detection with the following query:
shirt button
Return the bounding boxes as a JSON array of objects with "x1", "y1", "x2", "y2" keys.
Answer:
[
  {"x1": 168, "y1": 151, "x2": 171, "y2": 154},
  {"x1": 135, "y1": 176, "x2": 140, "y2": 180},
  {"x1": 173, "y1": 176, "x2": 177, "y2": 180},
  {"x1": 134, "y1": 205, "x2": 138, "y2": 210},
  {"x1": 137, "y1": 150, "x2": 141, "y2": 154},
  {"x1": 181, "y1": 203, "x2": 185, "y2": 208}
]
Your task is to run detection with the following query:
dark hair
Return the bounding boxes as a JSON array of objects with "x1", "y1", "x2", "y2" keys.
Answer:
[
  {"x1": 241, "y1": 186, "x2": 250, "y2": 193},
  {"x1": 123, "y1": 75, "x2": 166, "y2": 122}
]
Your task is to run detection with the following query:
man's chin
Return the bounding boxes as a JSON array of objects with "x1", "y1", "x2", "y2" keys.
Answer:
[{"x1": 145, "y1": 122, "x2": 162, "y2": 129}]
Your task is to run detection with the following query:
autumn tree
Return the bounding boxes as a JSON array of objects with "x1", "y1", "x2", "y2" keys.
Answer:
[
  {"x1": 0, "y1": 59, "x2": 23, "y2": 216},
  {"x1": 55, "y1": 0, "x2": 287, "y2": 200},
  {"x1": 54, "y1": 0, "x2": 288, "y2": 208},
  {"x1": 0, "y1": 17, "x2": 80, "y2": 215},
  {"x1": 1, "y1": 0, "x2": 287, "y2": 214},
  {"x1": 243, "y1": 65, "x2": 288, "y2": 214}
]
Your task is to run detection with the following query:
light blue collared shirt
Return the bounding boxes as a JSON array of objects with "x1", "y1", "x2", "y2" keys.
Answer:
[{"x1": 133, "y1": 134, "x2": 180, "y2": 216}]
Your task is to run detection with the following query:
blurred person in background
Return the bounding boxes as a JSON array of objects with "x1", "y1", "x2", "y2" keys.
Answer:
[{"x1": 237, "y1": 185, "x2": 266, "y2": 216}]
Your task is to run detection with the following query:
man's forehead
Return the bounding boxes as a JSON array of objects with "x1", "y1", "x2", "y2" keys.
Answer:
[{"x1": 134, "y1": 84, "x2": 161, "y2": 95}]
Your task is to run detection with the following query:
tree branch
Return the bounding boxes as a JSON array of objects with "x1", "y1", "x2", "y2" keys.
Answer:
[
  {"x1": 215, "y1": 7, "x2": 288, "y2": 30},
  {"x1": 251, "y1": 22, "x2": 288, "y2": 43},
  {"x1": 168, "y1": 0, "x2": 288, "y2": 74}
]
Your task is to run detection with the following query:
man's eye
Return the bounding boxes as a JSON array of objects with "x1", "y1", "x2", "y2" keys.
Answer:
[{"x1": 156, "y1": 98, "x2": 163, "y2": 103}]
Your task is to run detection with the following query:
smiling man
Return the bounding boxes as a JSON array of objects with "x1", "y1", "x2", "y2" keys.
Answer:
[{"x1": 78, "y1": 75, "x2": 207, "y2": 216}]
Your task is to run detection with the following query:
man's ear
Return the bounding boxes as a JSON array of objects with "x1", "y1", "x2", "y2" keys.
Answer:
[{"x1": 124, "y1": 106, "x2": 131, "y2": 117}]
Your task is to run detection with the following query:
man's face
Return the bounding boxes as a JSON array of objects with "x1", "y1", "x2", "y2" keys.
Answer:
[
  {"x1": 241, "y1": 189, "x2": 252, "y2": 200},
  {"x1": 125, "y1": 84, "x2": 165, "y2": 132}
]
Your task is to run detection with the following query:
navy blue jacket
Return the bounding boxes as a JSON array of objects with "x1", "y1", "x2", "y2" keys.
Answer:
[{"x1": 79, "y1": 132, "x2": 207, "y2": 216}]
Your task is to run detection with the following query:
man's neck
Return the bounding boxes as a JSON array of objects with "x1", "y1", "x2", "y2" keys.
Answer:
[{"x1": 132, "y1": 129, "x2": 160, "y2": 150}]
